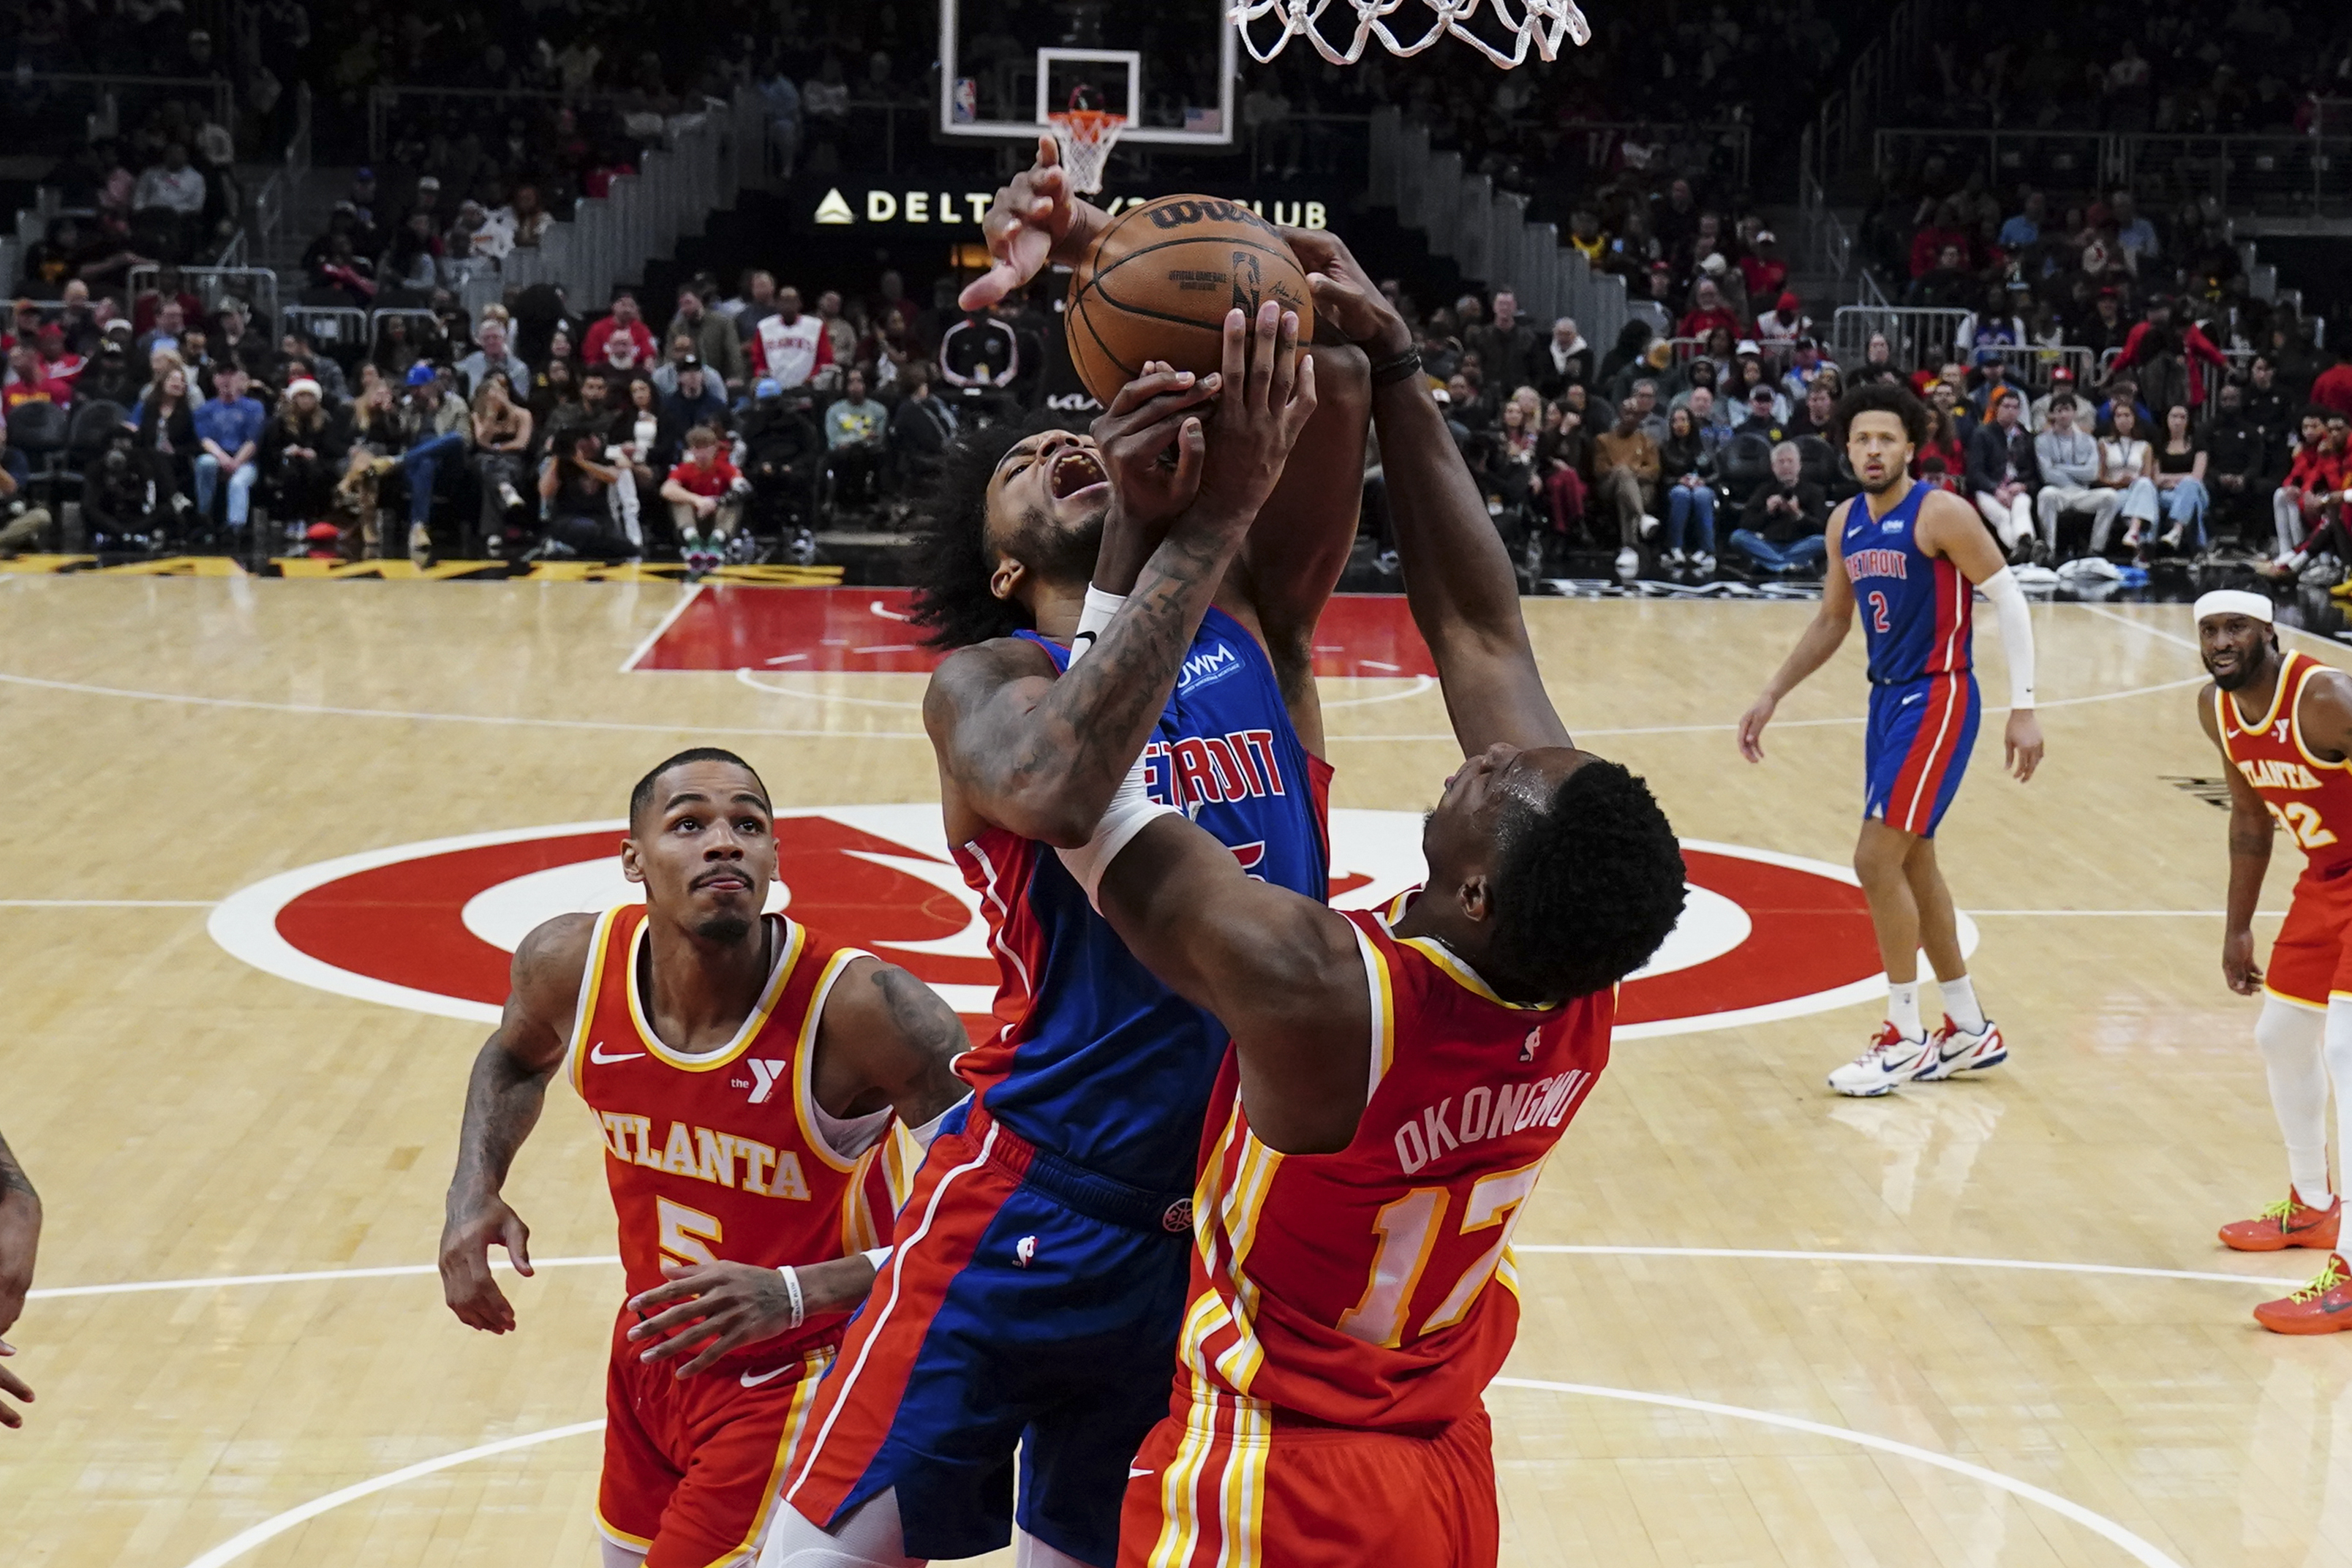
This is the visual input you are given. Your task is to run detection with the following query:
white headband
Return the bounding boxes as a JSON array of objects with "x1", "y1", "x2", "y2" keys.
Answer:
[{"x1": 2194, "y1": 589, "x2": 2275, "y2": 625}]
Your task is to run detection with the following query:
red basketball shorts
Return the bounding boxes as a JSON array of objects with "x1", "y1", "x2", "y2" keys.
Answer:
[
  {"x1": 1117, "y1": 1396, "x2": 1499, "y2": 1568},
  {"x1": 2266, "y1": 862, "x2": 2352, "y2": 1011},
  {"x1": 597, "y1": 1313, "x2": 829, "y2": 1567}
]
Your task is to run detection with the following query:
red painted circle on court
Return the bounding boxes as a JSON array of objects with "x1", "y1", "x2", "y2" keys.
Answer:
[{"x1": 214, "y1": 813, "x2": 1907, "y2": 1040}]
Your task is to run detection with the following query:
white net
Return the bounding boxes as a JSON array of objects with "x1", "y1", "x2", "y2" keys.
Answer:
[
  {"x1": 1047, "y1": 110, "x2": 1125, "y2": 195},
  {"x1": 1229, "y1": 0, "x2": 1591, "y2": 67}
]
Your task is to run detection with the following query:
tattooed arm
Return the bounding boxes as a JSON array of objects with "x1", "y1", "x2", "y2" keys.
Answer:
[
  {"x1": 437, "y1": 913, "x2": 592, "y2": 1333},
  {"x1": 627, "y1": 957, "x2": 970, "y2": 1375},
  {"x1": 0, "y1": 1126, "x2": 38, "y2": 1428},
  {"x1": 925, "y1": 303, "x2": 1319, "y2": 849}
]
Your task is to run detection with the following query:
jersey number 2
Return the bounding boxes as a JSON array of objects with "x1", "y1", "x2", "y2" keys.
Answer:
[
  {"x1": 1335, "y1": 1156, "x2": 1547, "y2": 1349},
  {"x1": 1867, "y1": 591, "x2": 1891, "y2": 633},
  {"x1": 2269, "y1": 800, "x2": 2340, "y2": 851}
]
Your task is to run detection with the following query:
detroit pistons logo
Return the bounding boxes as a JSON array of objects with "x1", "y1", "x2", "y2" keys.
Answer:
[{"x1": 207, "y1": 807, "x2": 1969, "y2": 1040}]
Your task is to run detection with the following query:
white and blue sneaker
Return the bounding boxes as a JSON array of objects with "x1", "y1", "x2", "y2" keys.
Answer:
[
  {"x1": 1915, "y1": 1015, "x2": 2007, "y2": 1080},
  {"x1": 1827, "y1": 1022, "x2": 1939, "y2": 1097}
]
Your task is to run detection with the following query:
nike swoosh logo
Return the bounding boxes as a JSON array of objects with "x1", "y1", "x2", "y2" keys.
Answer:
[
  {"x1": 741, "y1": 1365, "x2": 794, "y2": 1387},
  {"x1": 1900, "y1": 693, "x2": 1924, "y2": 705},
  {"x1": 589, "y1": 1042, "x2": 645, "y2": 1064},
  {"x1": 1128, "y1": 1466, "x2": 1155, "y2": 1479}
]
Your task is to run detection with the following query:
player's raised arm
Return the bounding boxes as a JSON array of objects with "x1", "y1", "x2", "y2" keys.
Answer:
[
  {"x1": 624, "y1": 957, "x2": 972, "y2": 1376},
  {"x1": 1079, "y1": 812, "x2": 1372, "y2": 1154},
  {"x1": 0, "y1": 1126, "x2": 38, "y2": 1429},
  {"x1": 1225, "y1": 342, "x2": 1371, "y2": 755},
  {"x1": 960, "y1": 137, "x2": 1112, "y2": 311},
  {"x1": 1914, "y1": 488, "x2": 2044, "y2": 782},
  {"x1": 925, "y1": 304, "x2": 1316, "y2": 847},
  {"x1": 1736, "y1": 500, "x2": 1859, "y2": 763},
  {"x1": 1282, "y1": 226, "x2": 1569, "y2": 756},
  {"x1": 437, "y1": 913, "x2": 592, "y2": 1334}
]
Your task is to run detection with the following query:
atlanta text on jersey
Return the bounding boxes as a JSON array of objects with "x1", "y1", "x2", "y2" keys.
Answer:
[{"x1": 595, "y1": 1114, "x2": 816, "y2": 1202}]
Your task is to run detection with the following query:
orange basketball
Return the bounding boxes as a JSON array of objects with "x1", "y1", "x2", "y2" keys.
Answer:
[{"x1": 1066, "y1": 195, "x2": 1316, "y2": 406}]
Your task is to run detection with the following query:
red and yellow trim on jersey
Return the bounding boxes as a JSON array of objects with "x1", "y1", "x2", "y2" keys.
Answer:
[
  {"x1": 624, "y1": 913, "x2": 807, "y2": 1072},
  {"x1": 707, "y1": 1349, "x2": 830, "y2": 1568},
  {"x1": 565, "y1": 905, "x2": 627, "y2": 1096},
  {"x1": 592, "y1": 1507, "x2": 655, "y2": 1553},
  {"x1": 1145, "y1": 1384, "x2": 1275, "y2": 1568},
  {"x1": 2218, "y1": 652, "x2": 2304, "y2": 750},
  {"x1": 790, "y1": 946, "x2": 877, "y2": 1175},
  {"x1": 1353, "y1": 922, "x2": 1398, "y2": 1097},
  {"x1": 1391, "y1": 933, "x2": 1549, "y2": 1011}
]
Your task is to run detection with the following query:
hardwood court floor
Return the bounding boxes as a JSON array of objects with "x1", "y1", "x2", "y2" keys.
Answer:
[{"x1": 1, "y1": 574, "x2": 2345, "y2": 1568}]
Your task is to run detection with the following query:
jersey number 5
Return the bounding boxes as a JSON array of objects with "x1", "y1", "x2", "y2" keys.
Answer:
[
  {"x1": 657, "y1": 1196, "x2": 723, "y2": 1267},
  {"x1": 2268, "y1": 799, "x2": 2340, "y2": 851},
  {"x1": 1335, "y1": 1156, "x2": 1548, "y2": 1349},
  {"x1": 1867, "y1": 590, "x2": 1891, "y2": 634}
]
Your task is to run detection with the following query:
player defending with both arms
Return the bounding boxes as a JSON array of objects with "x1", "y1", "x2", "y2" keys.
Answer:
[
  {"x1": 1038, "y1": 234, "x2": 1686, "y2": 1564},
  {"x1": 2198, "y1": 590, "x2": 2352, "y2": 1333},
  {"x1": 1738, "y1": 383, "x2": 2047, "y2": 1097},
  {"x1": 437, "y1": 750, "x2": 972, "y2": 1568}
]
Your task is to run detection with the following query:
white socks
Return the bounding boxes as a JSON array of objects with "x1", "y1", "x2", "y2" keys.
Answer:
[
  {"x1": 1885, "y1": 980, "x2": 1922, "y2": 1040},
  {"x1": 1941, "y1": 974, "x2": 1986, "y2": 1033},
  {"x1": 2257, "y1": 999, "x2": 2334, "y2": 1213}
]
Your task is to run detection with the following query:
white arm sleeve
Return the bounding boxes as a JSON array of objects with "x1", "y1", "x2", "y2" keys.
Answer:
[{"x1": 1979, "y1": 566, "x2": 2035, "y2": 710}]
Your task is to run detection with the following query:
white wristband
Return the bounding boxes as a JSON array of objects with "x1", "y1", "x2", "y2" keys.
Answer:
[
  {"x1": 776, "y1": 1264, "x2": 805, "y2": 1330},
  {"x1": 1055, "y1": 755, "x2": 1181, "y2": 908},
  {"x1": 1979, "y1": 566, "x2": 2036, "y2": 710},
  {"x1": 1068, "y1": 585, "x2": 1128, "y2": 665},
  {"x1": 863, "y1": 1246, "x2": 892, "y2": 1273}
]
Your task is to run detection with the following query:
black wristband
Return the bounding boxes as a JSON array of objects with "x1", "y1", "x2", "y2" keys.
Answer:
[{"x1": 1368, "y1": 347, "x2": 1423, "y2": 388}]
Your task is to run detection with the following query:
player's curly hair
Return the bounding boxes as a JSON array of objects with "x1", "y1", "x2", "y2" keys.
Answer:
[
  {"x1": 1833, "y1": 380, "x2": 1929, "y2": 451},
  {"x1": 1487, "y1": 758, "x2": 1686, "y2": 1003},
  {"x1": 905, "y1": 410, "x2": 1088, "y2": 650}
]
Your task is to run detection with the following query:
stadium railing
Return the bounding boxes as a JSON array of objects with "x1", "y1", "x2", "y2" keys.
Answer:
[
  {"x1": 1371, "y1": 106, "x2": 1635, "y2": 354},
  {"x1": 1830, "y1": 305, "x2": 1972, "y2": 374},
  {"x1": 125, "y1": 263, "x2": 281, "y2": 332},
  {"x1": 448, "y1": 86, "x2": 774, "y2": 320}
]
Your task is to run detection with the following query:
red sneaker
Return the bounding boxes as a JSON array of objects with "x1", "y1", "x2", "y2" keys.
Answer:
[
  {"x1": 2253, "y1": 1254, "x2": 2352, "y2": 1335},
  {"x1": 2219, "y1": 1193, "x2": 2340, "y2": 1253}
]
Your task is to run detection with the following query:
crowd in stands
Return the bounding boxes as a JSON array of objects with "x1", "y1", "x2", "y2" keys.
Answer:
[{"x1": 0, "y1": 259, "x2": 1039, "y2": 573}]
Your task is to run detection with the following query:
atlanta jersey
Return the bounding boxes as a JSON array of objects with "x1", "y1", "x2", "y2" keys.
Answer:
[
  {"x1": 568, "y1": 904, "x2": 916, "y2": 1566},
  {"x1": 567, "y1": 903, "x2": 914, "y2": 1360},
  {"x1": 953, "y1": 603, "x2": 1332, "y2": 1188},
  {"x1": 1840, "y1": 478, "x2": 1972, "y2": 684},
  {"x1": 2215, "y1": 652, "x2": 2352, "y2": 1009},
  {"x1": 1120, "y1": 897, "x2": 1611, "y2": 1568}
]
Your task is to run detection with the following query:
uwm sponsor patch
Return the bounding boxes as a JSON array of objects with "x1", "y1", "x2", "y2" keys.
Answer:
[{"x1": 211, "y1": 812, "x2": 1962, "y2": 1041}]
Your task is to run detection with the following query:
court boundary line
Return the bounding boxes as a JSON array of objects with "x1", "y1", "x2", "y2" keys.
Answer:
[
  {"x1": 616, "y1": 581, "x2": 705, "y2": 674},
  {"x1": 734, "y1": 667, "x2": 1445, "y2": 712},
  {"x1": 1489, "y1": 1378, "x2": 2186, "y2": 1568},
  {"x1": 159, "y1": 1373, "x2": 2188, "y2": 1568},
  {"x1": 36, "y1": 1244, "x2": 2295, "y2": 1303},
  {"x1": 0, "y1": 899, "x2": 217, "y2": 908},
  {"x1": 174, "y1": 1419, "x2": 608, "y2": 1568}
]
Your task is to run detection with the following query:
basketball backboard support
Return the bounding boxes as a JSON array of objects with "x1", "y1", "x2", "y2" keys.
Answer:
[{"x1": 940, "y1": 0, "x2": 1237, "y2": 148}]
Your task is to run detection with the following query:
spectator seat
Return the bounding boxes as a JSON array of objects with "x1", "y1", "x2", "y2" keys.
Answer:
[
  {"x1": 7, "y1": 402, "x2": 72, "y2": 504},
  {"x1": 1719, "y1": 434, "x2": 1774, "y2": 505},
  {"x1": 1795, "y1": 436, "x2": 1838, "y2": 490}
]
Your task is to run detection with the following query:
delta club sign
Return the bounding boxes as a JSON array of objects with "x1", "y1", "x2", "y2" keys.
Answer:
[
  {"x1": 209, "y1": 808, "x2": 1949, "y2": 1042},
  {"x1": 808, "y1": 186, "x2": 1331, "y2": 231}
]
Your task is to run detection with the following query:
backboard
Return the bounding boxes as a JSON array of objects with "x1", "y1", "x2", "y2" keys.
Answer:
[{"x1": 940, "y1": 0, "x2": 1237, "y2": 148}]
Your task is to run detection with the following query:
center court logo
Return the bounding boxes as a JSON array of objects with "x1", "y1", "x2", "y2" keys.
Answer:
[{"x1": 208, "y1": 807, "x2": 1971, "y2": 1041}]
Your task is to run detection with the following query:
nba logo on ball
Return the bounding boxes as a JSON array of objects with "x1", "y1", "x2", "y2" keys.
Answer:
[{"x1": 206, "y1": 807, "x2": 1966, "y2": 1041}]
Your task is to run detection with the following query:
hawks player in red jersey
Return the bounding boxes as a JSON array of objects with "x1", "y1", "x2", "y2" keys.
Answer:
[
  {"x1": 2199, "y1": 592, "x2": 2352, "y2": 1333},
  {"x1": 437, "y1": 748, "x2": 970, "y2": 1567},
  {"x1": 1047, "y1": 231, "x2": 1686, "y2": 1566}
]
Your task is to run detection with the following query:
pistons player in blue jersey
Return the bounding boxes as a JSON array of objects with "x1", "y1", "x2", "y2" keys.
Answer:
[
  {"x1": 765, "y1": 143, "x2": 1368, "y2": 1568},
  {"x1": 1738, "y1": 382, "x2": 2047, "y2": 1097}
]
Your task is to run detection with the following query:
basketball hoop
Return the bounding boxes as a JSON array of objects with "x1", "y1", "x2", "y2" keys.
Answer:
[
  {"x1": 1229, "y1": 0, "x2": 1593, "y2": 67},
  {"x1": 1047, "y1": 108, "x2": 1125, "y2": 195}
]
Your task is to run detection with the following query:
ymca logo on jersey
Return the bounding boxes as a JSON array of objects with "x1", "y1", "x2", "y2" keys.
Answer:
[{"x1": 745, "y1": 1058, "x2": 790, "y2": 1104}]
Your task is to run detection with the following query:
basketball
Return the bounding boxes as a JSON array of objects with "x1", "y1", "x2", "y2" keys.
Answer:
[{"x1": 1065, "y1": 195, "x2": 1316, "y2": 405}]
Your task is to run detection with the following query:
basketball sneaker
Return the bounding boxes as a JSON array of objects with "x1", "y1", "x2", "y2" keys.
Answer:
[
  {"x1": 1914, "y1": 1015, "x2": 2007, "y2": 1080},
  {"x1": 1826, "y1": 1023, "x2": 1938, "y2": 1097},
  {"x1": 2219, "y1": 1192, "x2": 2341, "y2": 1252},
  {"x1": 2252, "y1": 1254, "x2": 2352, "y2": 1335}
]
